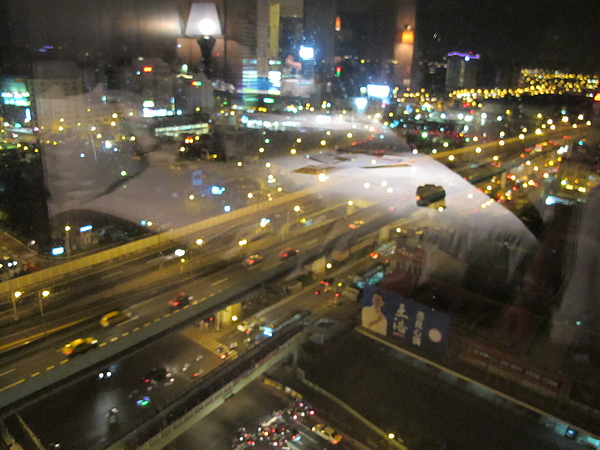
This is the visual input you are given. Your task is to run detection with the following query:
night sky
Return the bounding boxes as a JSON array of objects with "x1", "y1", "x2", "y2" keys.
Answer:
[
  {"x1": 0, "y1": 0, "x2": 598, "y2": 74},
  {"x1": 416, "y1": 0, "x2": 599, "y2": 72}
]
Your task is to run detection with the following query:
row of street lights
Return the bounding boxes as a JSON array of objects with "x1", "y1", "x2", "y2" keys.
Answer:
[{"x1": 12, "y1": 289, "x2": 50, "y2": 316}]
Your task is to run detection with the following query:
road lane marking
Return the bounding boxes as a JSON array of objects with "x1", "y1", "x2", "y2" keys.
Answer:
[
  {"x1": 110, "y1": 337, "x2": 118, "y2": 342},
  {"x1": 0, "y1": 368, "x2": 15, "y2": 377},
  {"x1": 31, "y1": 372, "x2": 40, "y2": 377},
  {"x1": 46, "y1": 365, "x2": 55, "y2": 371},
  {"x1": 0, "y1": 379, "x2": 24, "y2": 392},
  {"x1": 212, "y1": 277, "x2": 228, "y2": 286},
  {"x1": 0, "y1": 319, "x2": 89, "y2": 352}
]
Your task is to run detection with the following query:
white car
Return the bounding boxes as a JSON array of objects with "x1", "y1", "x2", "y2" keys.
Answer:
[{"x1": 237, "y1": 320, "x2": 256, "y2": 333}]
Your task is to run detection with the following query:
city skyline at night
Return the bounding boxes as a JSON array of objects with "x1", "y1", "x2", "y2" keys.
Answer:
[
  {"x1": 0, "y1": 1, "x2": 599, "y2": 449},
  {"x1": 0, "y1": 1, "x2": 597, "y2": 80}
]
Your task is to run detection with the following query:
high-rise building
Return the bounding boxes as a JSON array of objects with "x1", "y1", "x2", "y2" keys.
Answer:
[
  {"x1": 445, "y1": 51, "x2": 480, "y2": 91},
  {"x1": 392, "y1": 0, "x2": 417, "y2": 90}
]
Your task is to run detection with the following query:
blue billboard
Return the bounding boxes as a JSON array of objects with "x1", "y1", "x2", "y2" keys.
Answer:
[{"x1": 361, "y1": 285, "x2": 452, "y2": 357}]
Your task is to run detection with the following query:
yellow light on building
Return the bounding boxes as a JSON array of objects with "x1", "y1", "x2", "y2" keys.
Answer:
[{"x1": 401, "y1": 29, "x2": 414, "y2": 44}]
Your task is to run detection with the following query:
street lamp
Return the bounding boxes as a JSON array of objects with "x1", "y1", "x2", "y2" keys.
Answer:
[
  {"x1": 64, "y1": 225, "x2": 72, "y2": 256},
  {"x1": 387, "y1": 432, "x2": 395, "y2": 449},
  {"x1": 185, "y1": 3, "x2": 223, "y2": 79},
  {"x1": 174, "y1": 248, "x2": 186, "y2": 273},
  {"x1": 12, "y1": 291, "x2": 22, "y2": 315},
  {"x1": 39, "y1": 290, "x2": 50, "y2": 316}
]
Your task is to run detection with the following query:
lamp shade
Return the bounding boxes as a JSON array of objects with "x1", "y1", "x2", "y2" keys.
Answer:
[{"x1": 185, "y1": 3, "x2": 223, "y2": 37}]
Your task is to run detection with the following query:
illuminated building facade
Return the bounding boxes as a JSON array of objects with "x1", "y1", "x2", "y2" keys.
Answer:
[
  {"x1": 445, "y1": 51, "x2": 480, "y2": 91},
  {"x1": 393, "y1": 0, "x2": 416, "y2": 90}
]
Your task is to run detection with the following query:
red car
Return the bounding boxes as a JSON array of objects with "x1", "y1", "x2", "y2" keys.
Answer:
[
  {"x1": 168, "y1": 292, "x2": 190, "y2": 310},
  {"x1": 279, "y1": 248, "x2": 299, "y2": 259}
]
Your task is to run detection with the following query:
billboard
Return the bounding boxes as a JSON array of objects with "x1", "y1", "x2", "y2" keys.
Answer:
[
  {"x1": 361, "y1": 285, "x2": 451, "y2": 358},
  {"x1": 366, "y1": 84, "x2": 391, "y2": 100}
]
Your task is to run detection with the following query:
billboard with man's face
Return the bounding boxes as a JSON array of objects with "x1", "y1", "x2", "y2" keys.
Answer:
[{"x1": 361, "y1": 285, "x2": 452, "y2": 358}]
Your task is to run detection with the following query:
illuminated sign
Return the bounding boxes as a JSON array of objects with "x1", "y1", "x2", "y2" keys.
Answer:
[
  {"x1": 367, "y1": 84, "x2": 391, "y2": 99},
  {"x1": 79, "y1": 225, "x2": 93, "y2": 232},
  {"x1": 142, "y1": 66, "x2": 153, "y2": 73},
  {"x1": 299, "y1": 45, "x2": 315, "y2": 60},
  {"x1": 354, "y1": 98, "x2": 368, "y2": 110},
  {"x1": 142, "y1": 108, "x2": 172, "y2": 118},
  {"x1": 1, "y1": 92, "x2": 31, "y2": 106}
]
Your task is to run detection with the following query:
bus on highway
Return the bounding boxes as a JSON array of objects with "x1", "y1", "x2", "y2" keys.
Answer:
[{"x1": 261, "y1": 310, "x2": 310, "y2": 337}]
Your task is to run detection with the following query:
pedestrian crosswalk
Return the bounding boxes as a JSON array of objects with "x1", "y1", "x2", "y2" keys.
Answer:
[{"x1": 181, "y1": 328, "x2": 239, "y2": 360}]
